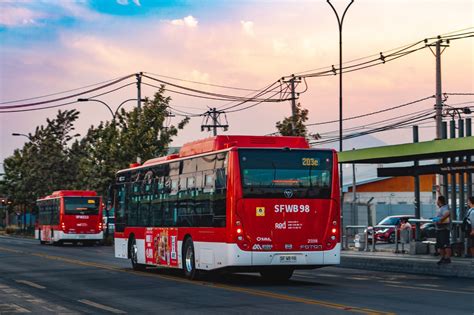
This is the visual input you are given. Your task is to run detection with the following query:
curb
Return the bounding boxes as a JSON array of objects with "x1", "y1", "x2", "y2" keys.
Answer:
[{"x1": 340, "y1": 253, "x2": 474, "y2": 279}]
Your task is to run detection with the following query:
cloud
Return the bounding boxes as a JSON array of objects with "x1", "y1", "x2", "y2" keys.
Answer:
[
  {"x1": 0, "y1": 6, "x2": 40, "y2": 26},
  {"x1": 170, "y1": 15, "x2": 198, "y2": 28},
  {"x1": 116, "y1": 0, "x2": 141, "y2": 5},
  {"x1": 240, "y1": 20, "x2": 254, "y2": 37}
]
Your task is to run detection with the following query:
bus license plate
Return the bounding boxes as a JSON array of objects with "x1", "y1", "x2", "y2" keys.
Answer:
[{"x1": 279, "y1": 255, "x2": 297, "y2": 263}]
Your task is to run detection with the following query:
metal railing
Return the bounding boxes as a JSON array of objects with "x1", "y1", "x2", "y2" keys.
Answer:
[
  {"x1": 343, "y1": 219, "x2": 469, "y2": 255},
  {"x1": 344, "y1": 225, "x2": 369, "y2": 251}
]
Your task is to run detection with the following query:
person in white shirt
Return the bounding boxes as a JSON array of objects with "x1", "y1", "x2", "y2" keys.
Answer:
[
  {"x1": 467, "y1": 197, "x2": 474, "y2": 258},
  {"x1": 433, "y1": 196, "x2": 451, "y2": 265}
]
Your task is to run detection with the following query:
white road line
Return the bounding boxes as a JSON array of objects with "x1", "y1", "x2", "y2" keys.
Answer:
[
  {"x1": 78, "y1": 299, "x2": 126, "y2": 314},
  {"x1": 387, "y1": 284, "x2": 474, "y2": 295},
  {"x1": 15, "y1": 280, "x2": 46, "y2": 290}
]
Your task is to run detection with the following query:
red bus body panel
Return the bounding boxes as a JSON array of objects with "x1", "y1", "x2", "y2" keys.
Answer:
[
  {"x1": 36, "y1": 190, "x2": 104, "y2": 244},
  {"x1": 114, "y1": 135, "x2": 340, "y2": 270}
]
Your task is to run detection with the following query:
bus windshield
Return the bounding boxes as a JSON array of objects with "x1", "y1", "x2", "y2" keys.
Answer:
[
  {"x1": 239, "y1": 149, "x2": 333, "y2": 199},
  {"x1": 64, "y1": 197, "x2": 100, "y2": 215}
]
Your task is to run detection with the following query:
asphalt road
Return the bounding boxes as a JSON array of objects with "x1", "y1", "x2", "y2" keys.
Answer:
[{"x1": 0, "y1": 235, "x2": 472, "y2": 314}]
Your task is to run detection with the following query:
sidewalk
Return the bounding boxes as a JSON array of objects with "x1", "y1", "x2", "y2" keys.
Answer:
[{"x1": 340, "y1": 249, "x2": 474, "y2": 278}]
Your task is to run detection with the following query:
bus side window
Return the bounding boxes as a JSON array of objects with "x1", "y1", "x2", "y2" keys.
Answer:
[{"x1": 114, "y1": 184, "x2": 126, "y2": 232}]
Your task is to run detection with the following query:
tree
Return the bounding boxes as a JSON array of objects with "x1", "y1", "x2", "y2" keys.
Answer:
[
  {"x1": 275, "y1": 102, "x2": 309, "y2": 137},
  {"x1": 77, "y1": 85, "x2": 189, "y2": 196},
  {"x1": 2, "y1": 85, "x2": 189, "y2": 221},
  {"x1": 3, "y1": 109, "x2": 81, "y2": 228}
]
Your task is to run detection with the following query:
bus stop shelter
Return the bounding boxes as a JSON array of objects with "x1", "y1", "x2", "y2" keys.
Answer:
[{"x1": 338, "y1": 135, "x2": 474, "y2": 240}]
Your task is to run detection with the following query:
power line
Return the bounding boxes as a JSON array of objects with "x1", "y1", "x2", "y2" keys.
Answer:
[
  {"x1": 0, "y1": 82, "x2": 135, "y2": 114},
  {"x1": 144, "y1": 72, "x2": 260, "y2": 92},
  {"x1": 306, "y1": 95, "x2": 435, "y2": 126},
  {"x1": 0, "y1": 74, "x2": 135, "y2": 105},
  {"x1": 0, "y1": 74, "x2": 135, "y2": 110},
  {"x1": 288, "y1": 31, "x2": 473, "y2": 79}
]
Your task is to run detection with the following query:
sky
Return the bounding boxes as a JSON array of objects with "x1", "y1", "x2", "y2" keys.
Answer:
[{"x1": 0, "y1": 0, "x2": 473, "y2": 170}]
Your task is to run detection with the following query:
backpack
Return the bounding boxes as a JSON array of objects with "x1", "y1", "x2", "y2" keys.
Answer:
[{"x1": 462, "y1": 209, "x2": 473, "y2": 233}]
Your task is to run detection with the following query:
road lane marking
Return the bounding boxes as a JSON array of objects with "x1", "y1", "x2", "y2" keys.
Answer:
[
  {"x1": 0, "y1": 303, "x2": 31, "y2": 313},
  {"x1": 379, "y1": 281, "x2": 403, "y2": 285},
  {"x1": 416, "y1": 284, "x2": 440, "y2": 288},
  {"x1": 78, "y1": 300, "x2": 126, "y2": 314},
  {"x1": 0, "y1": 247, "x2": 393, "y2": 315},
  {"x1": 15, "y1": 280, "x2": 46, "y2": 290},
  {"x1": 0, "y1": 246, "x2": 22, "y2": 254},
  {"x1": 387, "y1": 284, "x2": 474, "y2": 295}
]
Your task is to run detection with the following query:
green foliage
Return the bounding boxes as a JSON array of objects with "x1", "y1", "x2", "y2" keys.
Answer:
[
  {"x1": 2, "y1": 85, "x2": 188, "y2": 209},
  {"x1": 275, "y1": 102, "x2": 309, "y2": 137}
]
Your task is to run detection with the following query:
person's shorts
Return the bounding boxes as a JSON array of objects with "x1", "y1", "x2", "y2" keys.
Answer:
[
  {"x1": 468, "y1": 234, "x2": 474, "y2": 249},
  {"x1": 436, "y1": 229, "x2": 450, "y2": 249}
]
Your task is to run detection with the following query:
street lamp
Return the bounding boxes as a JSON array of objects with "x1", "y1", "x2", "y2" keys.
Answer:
[
  {"x1": 11, "y1": 133, "x2": 31, "y2": 140},
  {"x1": 77, "y1": 98, "x2": 146, "y2": 120},
  {"x1": 327, "y1": 0, "x2": 354, "y2": 186},
  {"x1": 77, "y1": 98, "x2": 115, "y2": 119}
]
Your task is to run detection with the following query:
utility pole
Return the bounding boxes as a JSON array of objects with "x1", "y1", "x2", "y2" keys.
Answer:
[
  {"x1": 427, "y1": 38, "x2": 449, "y2": 197},
  {"x1": 201, "y1": 108, "x2": 229, "y2": 136},
  {"x1": 282, "y1": 75, "x2": 301, "y2": 134},
  {"x1": 136, "y1": 72, "x2": 142, "y2": 164},
  {"x1": 136, "y1": 72, "x2": 142, "y2": 111}
]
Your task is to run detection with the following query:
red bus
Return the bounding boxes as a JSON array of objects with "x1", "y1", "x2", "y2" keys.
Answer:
[
  {"x1": 36, "y1": 190, "x2": 104, "y2": 245},
  {"x1": 112, "y1": 135, "x2": 340, "y2": 280}
]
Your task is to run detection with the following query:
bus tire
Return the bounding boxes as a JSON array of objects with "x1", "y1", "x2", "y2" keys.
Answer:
[
  {"x1": 129, "y1": 237, "x2": 146, "y2": 271},
  {"x1": 260, "y1": 267, "x2": 294, "y2": 281},
  {"x1": 183, "y1": 238, "x2": 199, "y2": 280}
]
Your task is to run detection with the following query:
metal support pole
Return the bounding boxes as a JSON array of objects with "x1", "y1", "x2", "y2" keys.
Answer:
[
  {"x1": 435, "y1": 41, "x2": 443, "y2": 140},
  {"x1": 413, "y1": 126, "x2": 421, "y2": 240},
  {"x1": 442, "y1": 122, "x2": 449, "y2": 198},
  {"x1": 450, "y1": 120, "x2": 457, "y2": 221},
  {"x1": 395, "y1": 225, "x2": 399, "y2": 253},
  {"x1": 466, "y1": 118, "x2": 472, "y2": 199},
  {"x1": 290, "y1": 76, "x2": 297, "y2": 134},
  {"x1": 458, "y1": 119, "x2": 465, "y2": 219},
  {"x1": 327, "y1": 0, "x2": 354, "y2": 232},
  {"x1": 136, "y1": 72, "x2": 142, "y2": 164}
]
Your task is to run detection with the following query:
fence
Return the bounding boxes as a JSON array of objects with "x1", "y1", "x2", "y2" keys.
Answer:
[{"x1": 343, "y1": 219, "x2": 467, "y2": 255}]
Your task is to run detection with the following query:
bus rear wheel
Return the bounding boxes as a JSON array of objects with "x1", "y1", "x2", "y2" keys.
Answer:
[
  {"x1": 260, "y1": 267, "x2": 294, "y2": 281},
  {"x1": 129, "y1": 238, "x2": 146, "y2": 271},
  {"x1": 39, "y1": 231, "x2": 46, "y2": 245},
  {"x1": 183, "y1": 238, "x2": 200, "y2": 280}
]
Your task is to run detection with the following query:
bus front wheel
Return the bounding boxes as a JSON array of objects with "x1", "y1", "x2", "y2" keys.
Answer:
[
  {"x1": 260, "y1": 267, "x2": 294, "y2": 281},
  {"x1": 183, "y1": 238, "x2": 199, "y2": 280},
  {"x1": 129, "y1": 238, "x2": 146, "y2": 271}
]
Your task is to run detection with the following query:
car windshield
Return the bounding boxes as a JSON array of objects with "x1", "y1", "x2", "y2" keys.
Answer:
[
  {"x1": 378, "y1": 217, "x2": 401, "y2": 226},
  {"x1": 64, "y1": 197, "x2": 100, "y2": 215}
]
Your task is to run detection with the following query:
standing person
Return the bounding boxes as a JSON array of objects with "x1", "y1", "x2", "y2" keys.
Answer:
[
  {"x1": 466, "y1": 197, "x2": 474, "y2": 258},
  {"x1": 400, "y1": 218, "x2": 412, "y2": 253},
  {"x1": 433, "y1": 196, "x2": 451, "y2": 265}
]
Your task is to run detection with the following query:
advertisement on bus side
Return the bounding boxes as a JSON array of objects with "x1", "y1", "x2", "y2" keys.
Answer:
[{"x1": 145, "y1": 228, "x2": 178, "y2": 267}]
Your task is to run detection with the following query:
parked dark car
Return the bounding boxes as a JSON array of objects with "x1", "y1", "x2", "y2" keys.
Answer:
[{"x1": 420, "y1": 222, "x2": 436, "y2": 239}]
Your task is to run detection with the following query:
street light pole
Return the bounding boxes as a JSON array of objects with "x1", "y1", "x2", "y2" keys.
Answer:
[
  {"x1": 327, "y1": 0, "x2": 354, "y2": 159},
  {"x1": 327, "y1": 0, "x2": 354, "y2": 233}
]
